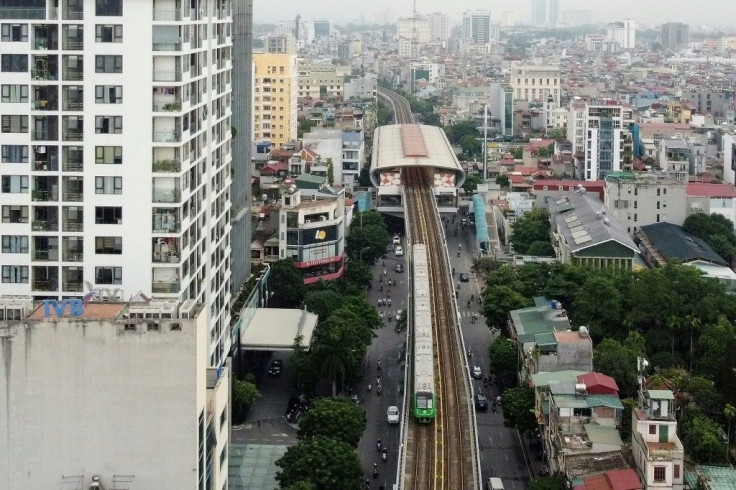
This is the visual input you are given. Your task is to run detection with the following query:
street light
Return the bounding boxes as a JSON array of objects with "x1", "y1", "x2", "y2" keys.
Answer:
[{"x1": 359, "y1": 246, "x2": 370, "y2": 262}]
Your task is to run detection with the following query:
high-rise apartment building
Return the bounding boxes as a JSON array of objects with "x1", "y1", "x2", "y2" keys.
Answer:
[
  {"x1": 0, "y1": 0, "x2": 233, "y2": 367},
  {"x1": 425, "y1": 12, "x2": 449, "y2": 41},
  {"x1": 562, "y1": 9, "x2": 592, "y2": 26},
  {"x1": 396, "y1": 16, "x2": 430, "y2": 58},
  {"x1": 491, "y1": 83, "x2": 514, "y2": 137},
  {"x1": 567, "y1": 100, "x2": 633, "y2": 181},
  {"x1": 532, "y1": 0, "x2": 559, "y2": 27},
  {"x1": 661, "y1": 22, "x2": 689, "y2": 51},
  {"x1": 501, "y1": 11, "x2": 516, "y2": 27},
  {"x1": 462, "y1": 10, "x2": 492, "y2": 45},
  {"x1": 607, "y1": 19, "x2": 636, "y2": 50},
  {"x1": 314, "y1": 19, "x2": 331, "y2": 38},
  {"x1": 253, "y1": 52, "x2": 297, "y2": 148},
  {"x1": 510, "y1": 64, "x2": 561, "y2": 104}
]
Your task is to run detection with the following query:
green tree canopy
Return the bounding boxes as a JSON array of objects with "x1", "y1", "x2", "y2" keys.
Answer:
[
  {"x1": 680, "y1": 407, "x2": 728, "y2": 464},
  {"x1": 459, "y1": 134, "x2": 482, "y2": 158},
  {"x1": 304, "y1": 290, "x2": 344, "y2": 322},
  {"x1": 683, "y1": 212, "x2": 736, "y2": 262},
  {"x1": 572, "y1": 274, "x2": 625, "y2": 341},
  {"x1": 275, "y1": 436, "x2": 363, "y2": 490},
  {"x1": 594, "y1": 333, "x2": 646, "y2": 398},
  {"x1": 510, "y1": 208, "x2": 553, "y2": 255},
  {"x1": 346, "y1": 211, "x2": 390, "y2": 263},
  {"x1": 270, "y1": 259, "x2": 305, "y2": 307},
  {"x1": 490, "y1": 337, "x2": 518, "y2": 384},
  {"x1": 298, "y1": 119, "x2": 317, "y2": 139},
  {"x1": 696, "y1": 317, "x2": 736, "y2": 405},
  {"x1": 482, "y1": 285, "x2": 531, "y2": 329},
  {"x1": 501, "y1": 386, "x2": 537, "y2": 432},
  {"x1": 343, "y1": 258, "x2": 372, "y2": 287},
  {"x1": 528, "y1": 476, "x2": 567, "y2": 490},
  {"x1": 496, "y1": 174, "x2": 510, "y2": 188},
  {"x1": 445, "y1": 120, "x2": 480, "y2": 146},
  {"x1": 463, "y1": 174, "x2": 483, "y2": 195},
  {"x1": 233, "y1": 379, "x2": 261, "y2": 411},
  {"x1": 297, "y1": 397, "x2": 366, "y2": 447}
]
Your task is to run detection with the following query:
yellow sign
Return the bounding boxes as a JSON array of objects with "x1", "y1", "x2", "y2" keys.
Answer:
[{"x1": 315, "y1": 230, "x2": 327, "y2": 240}]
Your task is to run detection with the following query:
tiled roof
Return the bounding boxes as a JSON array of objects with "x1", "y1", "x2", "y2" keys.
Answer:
[
  {"x1": 578, "y1": 372, "x2": 619, "y2": 394},
  {"x1": 686, "y1": 182, "x2": 735, "y2": 198}
]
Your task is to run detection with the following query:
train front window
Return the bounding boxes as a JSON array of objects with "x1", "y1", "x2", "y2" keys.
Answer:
[{"x1": 417, "y1": 393, "x2": 431, "y2": 409}]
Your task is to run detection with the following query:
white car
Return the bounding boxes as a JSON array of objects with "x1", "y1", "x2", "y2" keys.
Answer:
[
  {"x1": 387, "y1": 405, "x2": 400, "y2": 424},
  {"x1": 395, "y1": 246, "x2": 404, "y2": 257},
  {"x1": 392, "y1": 234, "x2": 401, "y2": 245},
  {"x1": 472, "y1": 365, "x2": 482, "y2": 379}
]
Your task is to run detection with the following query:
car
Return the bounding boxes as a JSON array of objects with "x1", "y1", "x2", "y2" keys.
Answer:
[
  {"x1": 474, "y1": 393, "x2": 489, "y2": 411},
  {"x1": 471, "y1": 365, "x2": 482, "y2": 379},
  {"x1": 387, "y1": 405, "x2": 400, "y2": 424},
  {"x1": 395, "y1": 246, "x2": 404, "y2": 256},
  {"x1": 395, "y1": 309, "x2": 403, "y2": 321},
  {"x1": 395, "y1": 263, "x2": 404, "y2": 273},
  {"x1": 459, "y1": 272, "x2": 470, "y2": 282},
  {"x1": 268, "y1": 359, "x2": 283, "y2": 376},
  {"x1": 392, "y1": 234, "x2": 401, "y2": 245}
]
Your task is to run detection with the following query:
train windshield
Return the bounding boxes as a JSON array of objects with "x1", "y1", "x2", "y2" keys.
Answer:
[{"x1": 417, "y1": 392, "x2": 433, "y2": 409}]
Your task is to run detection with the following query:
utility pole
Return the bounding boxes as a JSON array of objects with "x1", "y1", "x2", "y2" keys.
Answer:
[{"x1": 483, "y1": 102, "x2": 488, "y2": 181}]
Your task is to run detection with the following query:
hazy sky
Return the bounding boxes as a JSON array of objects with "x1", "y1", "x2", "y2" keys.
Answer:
[{"x1": 254, "y1": 0, "x2": 736, "y2": 27}]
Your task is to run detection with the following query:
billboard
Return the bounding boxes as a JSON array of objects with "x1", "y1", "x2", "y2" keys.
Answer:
[{"x1": 301, "y1": 225, "x2": 338, "y2": 245}]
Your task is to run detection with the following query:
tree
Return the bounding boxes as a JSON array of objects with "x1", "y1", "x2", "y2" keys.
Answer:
[
  {"x1": 304, "y1": 290, "x2": 344, "y2": 322},
  {"x1": 358, "y1": 166, "x2": 372, "y2": 187},
  {"x1": 683, "y1": 212, "x2": 736, "y2": 262},
  {"x1": 490, "y1": 337, "x2": 518, "y2": 384},
  {"x1": 510, "y1": 208, "x2": 553, "y2": 254},
  {"x1": 275, "y1": 436, "x2": 363, "y2": 490},
  {"x1": 620, "y1": 398, "x2": 635, "y2": 442},
  {"x1": 298, "y1": 119, "x2": 317, "y2": 138},
  {"x1": 482, "y1": 285, "x2": 531, "y2": 329},
  {"x1": 680, "y1": 407, "x2": 727, "y2": 464},
  {"x1": 346, "y1": 211, "x2": 390, "y2": 264},
  {"x1": 725, "y1": 403, "x2": 736, "y2": 464},
  {"x1": 422, "y1": 112, "x2": 442, "y2": 126},
  {"x1": 445, "y1": 120, "x2": 480, "y2": 146},
  {"x1": 594, "y1": 333, "x2": 645, "y2": 398},
  {"x1": 311, "y1": 316, "x2": 357, "y2": 397},
  {"x1": 463, "y1": 174, "x2": 483, "y2": 195},
  {"x1": 528, "y1": 476, "x2": 567, "y2": 490},
  {"x1": 326, "y1": 158, "x2": 334, "y2": 185},
  {"x1": 233, "y1": 379, "x2": 261, "y2": 412},
  {"x1": 459, "y1": 134, "x2": 482, "y2": 158},
  {"x1": 297, "y1": 397, "x2": 366, "y2": 447},
  {"x1": 496, "y1": 174, "x2": 510, "y2": 188},
  {"x1": 501, "y1": 386, "x2": 537, "y2": 432},
  {"x1": 572, "y1": 274, "x2": 625, "y2": 341},
  {"x1": 526, "y1": 241, "x2": 555, "y2": 257},
  {"x1": 685, "y1": 376, "x2": 723, "y2": 416},
  {"x1": 696, "y1": 317, "x2": 736, "y2": 405},
  {"x1": 343, "y1": 258, "x2": 372, "y2": 287},
  {"x1": 510, "y1": 148, "x2": 523, "y2": 159},
  {"x1": 270, "y1": 259, "x2": 306, "y2": 307}
]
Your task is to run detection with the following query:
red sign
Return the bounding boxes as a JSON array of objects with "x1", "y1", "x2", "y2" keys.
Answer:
[{"x1": 296, "y1": 255, "x2": 344, "y2": 268}]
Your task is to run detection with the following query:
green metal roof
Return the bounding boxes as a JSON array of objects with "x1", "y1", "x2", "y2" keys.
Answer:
[
  {"x1": 647, "y1": 389, "x2": 675, "y2": 400},
  {"x1": 585, "y1": 424, "x2": 623, "y2": 446},
  {"x1": 586, "y1": 394, "x2": 624, "y2": 410},
  {"x1": 531, "y1": 370, "x2": 587, "y2": 388},
  {"x1": 509, "y1": 302, "x2": 572, "y2": 344},
  {"x1": 685, "y1": 465, "x2": 736, "y2": 490},
  {"x1": 534, "y1": 332, "x2": 558, "y2": 348},
  {"x1": 553, "y1": 394, "x2": 588, "y2": 408}
]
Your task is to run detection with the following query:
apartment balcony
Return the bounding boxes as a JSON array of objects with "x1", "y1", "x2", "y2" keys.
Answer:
[
  {"x1": 61, "y1": 38, "x2": 83, "y2": 51},
  {"x1": 153, "y1": 187, "x2": 181, "y2": 203},
  {"x1": 62, "y1": 219, "x2": 83, "y2": 232},
  {"x1": 153, "y1": 69, "x2": 182, "y2": 82},
  {"x1": 153, "y1": 41, "x2": 182, "y2": 52},
  {"x1": 152, "y1": 209, "x2": 181, "y2": 233},
  {"x1": 62, "y1": 161, "x2": 83, "y2": 172},
  {"x1": 32, "y1": 219, "x2": 58, "y2": 231},
  {"x1": 153, "y1": 131, "x2": 181, "y2": 143},
  {"x1": 63, "y1": 129, "x2": 83, "y2": 141},
  {"x1": 62, "y1": 3, "x2": 83, "y2": 20},
  {"x1": 153, "y1": 237, "x2": 180, "y2": 263},
  {"x1": 152, "y1": 98, "x2": 182, "y2": 112},
  {"x1": 63, "y1": 280, "x2": 83, "y2": 292},
  {"x1": 32, "y1": 25, "x2": 58, "y2": 50},
  {"x1": 32, "y1": 279, "x2": 58, "y2": 292},
  {"x1": 62, "y1": 250, "x2": 83, "y2": 262},
  {"x1": 153, "y1": 9, "x2": 182, "y2": 21},
  {"x1": 32, "y1": 244, "x2": 59, "y2": 262},
  {"x1": 31, "y1": 189, "x2": 59, "y2": 202},
  {"x1": 153, "y1": 159, "x2": 181, "y2": 173},
  {"x1": 32, "y1": 86, "x2": 59, "y2": 111},
  {"x1": 62, "y1": 190, "x2": 83, "y2": 202},
  {"x1": 62, "y1": 68, "x2": 83, "y2": 81},
  {"x1": 33, "y1": 146, "x2": 59, "y2": 172}
]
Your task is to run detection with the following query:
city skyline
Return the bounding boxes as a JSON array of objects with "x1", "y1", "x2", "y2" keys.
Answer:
[{"x1": 254, "y1": 0, "x2": 736, "y2": 27}]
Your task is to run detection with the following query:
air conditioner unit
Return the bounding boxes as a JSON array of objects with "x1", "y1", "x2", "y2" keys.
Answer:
[{"x1": 180, "y1": 299, "x2": 197, "y2": 318}]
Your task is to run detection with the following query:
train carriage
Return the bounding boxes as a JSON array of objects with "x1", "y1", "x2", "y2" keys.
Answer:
[{"x1": 412, "y1": 244, "x2": 436, "y2": 422}]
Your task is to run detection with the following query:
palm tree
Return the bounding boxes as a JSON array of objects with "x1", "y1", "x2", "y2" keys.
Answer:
[
  {"x1": 314, "y1": 319, "x2": 354, "y2": 397},
  {"x1": 725, "y1": 404, "x2": 736, "y2": 464}
]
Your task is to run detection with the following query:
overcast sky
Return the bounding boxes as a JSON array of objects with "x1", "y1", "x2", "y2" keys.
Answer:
[{"x1": 254, "y1": 0, "x2": 736, "y2": 28}]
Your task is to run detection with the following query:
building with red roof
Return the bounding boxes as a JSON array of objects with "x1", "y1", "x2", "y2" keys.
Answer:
[
  {"x1": 574, "y1": 469, "x2": 643, "y2": 490},
  {"x1": 686, "y1": 182, "x2": 736, "y2": 227},
  {"x1": 578, "y1": 372, "x2": 619, "y2": 396}
]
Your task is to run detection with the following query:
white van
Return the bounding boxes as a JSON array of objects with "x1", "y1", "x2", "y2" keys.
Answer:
[{"x1": 487, "y1": 477, "x2": 504, "y2": 490}]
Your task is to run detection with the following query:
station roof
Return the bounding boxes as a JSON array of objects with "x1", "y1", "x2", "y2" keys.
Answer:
[
  {"x1": 370, "y1": 124, "x2": 465, "y2": 186},
  {"x1": 240, "y1": 308, "x2": 318, "y2": 352}
]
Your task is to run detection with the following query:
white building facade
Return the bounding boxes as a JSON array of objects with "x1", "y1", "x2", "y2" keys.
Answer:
[
  {"x1": 607, "y1": 19, "x2": 636, "y2": 50},
  {"x1": 0, "y1": 297, "x2": 230, "y2": 490},
  {"x1": 396, "y1": 16, "x2": 430, "y2": 58},
  {"x1": 569, "y1": 100, "x2": 631, "y2": 180},
  {"x1": 462, "y1": 9, "x2": 492, "y2": 45},
  {"x1": 0, "y1": 0, "x2": 233, "y2": 368},
  {"x1": 510, "y1": 64, "x2": 561, "y2": 104}
]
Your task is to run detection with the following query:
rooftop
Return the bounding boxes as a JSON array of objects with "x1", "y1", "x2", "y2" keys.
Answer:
[
  {"x1": 508, "y1": 297, "x2": 572, "y2": 344},
  {"x1": 574, "y1": 468, "x2": 643, "y2": 490},
  {"x1": 564, "y1": 451, "x2": 629, "y2": 479},
  {"x1": 639, "y1": 222, "x2": 727, "y2": 266},
  {"x1": 686, "y1": 182, "x2": 736, "y2": 198},
  {"x1": 531, "y1": 370, "x2": 588, "y2": 389}
]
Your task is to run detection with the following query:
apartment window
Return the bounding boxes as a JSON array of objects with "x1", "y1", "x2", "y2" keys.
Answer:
[
  {"x1": 1, "y1": 84, "x2": 28, "y2": 102},
  {"x1": 95, "y1": 116, "x2": 122, "y2": 134},
  {"x1": 634, "y1": 213, "x2": 638, "y2": 222},
  {"x1": 95, "y1": 85, "x2": 122, "y2": 103},
  {"x1": 2, "y1": 235, "x2": 28, "y2": 253},
  {"x1": 663, "y1": 188, "x2": 667, "y2": 195},
  {"x1": 2, "y1": 265, "x2": 28, "y2": 283},
  {"x1": 95, "y1": 24, "x2": 122, "y2": 42},
  {"x1": 2, "y1": 205, "x2": 28, "y2": 223},
  {"x1": 657, "y1": 188, "x2": 661, "y2": 196},
  {"x1": 657, "y1": 214, "x2": 660, "y2": 223},
  {"x1": 1, "y1": 175, "x2": 28, "y2": 193},
  {"x1": 649, "y1": 424, "x2": 656, "y2": 434},
  {"x1": 95, "y1": 236, "x2": 122, "y2": 254},
  {"x1": 654, "y1": 466, "x2": 666, "y2": 482},
  {"x1": 219, "y1": 446, "x2": 227, "y2": 468},
  {"x1": 95, "y1": 55, "x2": 122, "y2": 73},
  {"x1": 96, "y1": 0, "x2": 122, "y2": 16},
  {"x1": 2, "y1": 145, "x2": 28, "y2": 163},
  {"x1": 1, "y1": 115, "x2": 28, "y2": 133},
  {"x1": 95, "y1": 266, "x2": 122, "y2": 285},
  {"x1": 95, "y1": 146, "x2": 122, "y2": 165},
  {"x1": 1, "y1": 24, "x2": 28, "y2": 42},
  {"x1": 95, "y1": 206, "x2": 122, "y2": 224},
  {"x1": 95, "y1": 176, "x2": 122, "y2": 194},
  {"x1": 1, "y1": 54, "x2": 27, "y2": 72},
  {"x1": 220, "y1": 407, "x2": 227, "y2": 430}
]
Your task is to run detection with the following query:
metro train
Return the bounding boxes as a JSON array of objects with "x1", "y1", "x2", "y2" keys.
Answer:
[{"x1": 412, "y1": 243, "x2": 436, "y2": 422}]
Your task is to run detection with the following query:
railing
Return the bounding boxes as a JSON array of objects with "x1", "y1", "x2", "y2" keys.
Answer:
[
  {"x1": 153, "y1": 159, "x2": 181, "y2": 172},
  {"x1": 153, "y1": 41, "x2": 182, "y2": 51},
  {"x1": 62, "y1": 40, "x2": 83, "y2": 50},
  {"x1": 32, "y1": 189, "x2": 58, "y2": 202},
  {"x1": 32, "y1": 220, "x2": 57, "y2": 231},
  {"x1": 33, "y1": 38, "x2": 49, "y2": 50},
  {"x1": 63, "y1": 282, "x2": 83, "y2": 292},
  {"x1": 62, "y1": 252, "x2": 83, "y2": 262},
  {"x1": 153, "y1": 102, "x2": 182, "y2": 112},
  {"x1": 153, "y1": 131, "x2": 181, "y2": 143},
  {"x1": 32, "y1": 130, "x2": 49, "y2": 141},
  {"x1": 153, "y1": 70, "x2": 182, "y2": 82},
  {"x1": 32, "y1": 249, "x2": 58, "y2": 261},
  {"x1": 34, "y1": 159, "x2": 58, "y2": 171},
  {"x1": 31, "y1": 69, "x2": 53, "y2": 80},
  {"x1": 153, "y1": 216, "x2": 181, "y2": 233},
  {"x1": 63, "y1": 130, "x2": 83, "y2": 141},
  {"x1": 153, "y1": 188, "x2": 181, "y2": 203},
  {"x1": 33, "y1": 99, "x2": 56, "y2": 110},
  {"x1": 152, "y1": 281, "x2": 180, "y2": 293},
  {"x1": 33, "y1": 280, "x2": 58, "y2": 291},
  {"x1": 153, "y1": 8, "x2": 182, "y2": 21},
  {"x1": 63, "y1": 221, "x2": 83, "y2": 232},
  {"x1": 62, "y1": 70, "x2": 83, "y2": 81},
  {"x1": 63, "y1": 101, "x2": 83, "y2": 111},
  {"x1": 63, "y1": 191, "x2": 83, "y2": 202},
  {"x1": 62, "y1": 161, "x2": 83, "y2": 172},
  {"x1": 153, "y1": 251, "x2": 181, "y2": 263},
  {"x1": 0, "y1": 7, "x2": 45, "y2": 19}
]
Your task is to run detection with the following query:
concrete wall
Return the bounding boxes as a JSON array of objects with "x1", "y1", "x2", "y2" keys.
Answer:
[{"x1": 0, "y1": 310, "x2": 212, "y2": 489}]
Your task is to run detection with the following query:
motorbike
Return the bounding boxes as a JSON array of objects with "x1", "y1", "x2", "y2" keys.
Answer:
[
  {"x1": 376, "y1": 440, "x2": 382, "y2": 451},
  {"x1": 382, "y1": 448, "x2": 387, "y2": 462},
  {"x1": 377, "y1": 385, "x2": 382, "y2": 395}
]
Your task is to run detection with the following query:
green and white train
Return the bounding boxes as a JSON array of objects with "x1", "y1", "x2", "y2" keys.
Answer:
[{"x1": 412, "y1": 243, "x2": 436, "y2": 422}]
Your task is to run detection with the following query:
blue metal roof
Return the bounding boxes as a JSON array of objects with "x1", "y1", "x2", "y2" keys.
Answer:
[{"x1": 472, "y1": 194, "x2": 489, "y2": 251}]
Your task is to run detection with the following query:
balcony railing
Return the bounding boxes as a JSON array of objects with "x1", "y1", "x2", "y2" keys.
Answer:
[
  {"x1": 153, "y1": 214, "x2": 180, "y2": 233},
  {"x1": 153, "y1": 70, "x2": 182, "y2": 82},
  {"x1": 153, "y1": 250, "x2": 181, "y2": 263},
  {"x1": 63, "y1": 70, "x2": 83, "y2": 81},
  {"x1": 32, "y1": 189, "x2": 58, "y2": 201},
  {"x1": 32, "y1": 249, "x2": 58, "y2": 261},
  {"x1": 153, "y1": 159, "x2": 181, "y2": 172},
  {"x1": 153, "y1": 131, "x2": 181, "y2": 143},
  {"x1": 33, "y1": 280, "x2": 58, "y2": 291},
  {"x1": 62, "y1": 252, "x2": 83, "y2": 262},
  {"x1": 0, "y1": 7, "x2": 45, "y2": 19},
  {"x1": 153, "y1": 102, "x2": 182, "y2": 112},
  {"x1": 32, "y1": 220, "x2": 58, "y2": 231},
  {"x1": 63, "y1": 101, "x2": 83, "y2": 111},
  {"x1": 63, "y1": 220, "x2": 83, "y2": 232},
  {"x1": 152, "y1": 42, "x2": 182, "y2": 52},
  {"x1": 62, "y1": 40, "x2": 83, "y2": 50},
  {"x1": 62, "y1": 161, "x2": 83, "y2": 172},
  {"x1": 63, "y1": 281, "x2": 83, "y2": 292},
  {"x1": 63, "y1": 191, "x2": 83, "y2": 202},
  {"x1": 152, "y1": 281, "x2": 180, "y2": 293},
  {"x1": 152, "y1": 188, "x2": 181, "y2": 203},
  {"x1": 34, "y1": 159, "x2": 59, "y2": 171},
  {"x1": 63, "y1": 130, "x2": 83, "y2": 141},
  {"x1": 153, "y1": 9, "x2": 182, "y2": 21}
]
